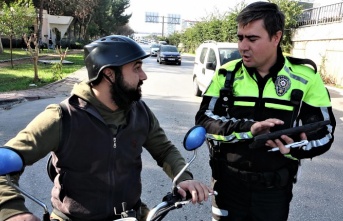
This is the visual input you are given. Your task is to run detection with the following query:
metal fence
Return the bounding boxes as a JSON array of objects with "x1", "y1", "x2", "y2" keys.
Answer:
[{"x1": 297, "y1": 2, "x2": 343, "y2": 26}]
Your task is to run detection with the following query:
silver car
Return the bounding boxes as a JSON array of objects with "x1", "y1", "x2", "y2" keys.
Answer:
[{"x1": 150, "y1": 44, "x2": 161, "y2": 56}]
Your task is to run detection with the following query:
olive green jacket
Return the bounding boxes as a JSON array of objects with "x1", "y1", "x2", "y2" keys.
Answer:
[{"x1": 0, "y1": 81, "x2": 192, "y2": 220}]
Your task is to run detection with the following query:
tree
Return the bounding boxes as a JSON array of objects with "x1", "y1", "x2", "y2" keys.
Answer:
[
  {"x1": 108, "y1": 0, "x2": 131, "y2": 33},
  {"x1": 0, "y1": 2, "x2": 35, "y2": 62},
  {"x1": 116, "y1": 24, "x2": 134, "y2": 36},
  {"x1": 89, "y1": 0, "x2": 131, "y2": 38},
  {"x1": 73, "y1": 0, "x2": 99, "y2": 41},
  {"x1": 34, "y1": 0, "x2": 48, "y2": 52},
  {"x1": 23, "y1": 33, "x2": 41, "y2": 82},
  {"x1": 168, "y1": 0, "x2": 303, "y2": 54},
  {"x1": 0, "y1": 0, "x2": 23, "y2": 53},
  {"x1": 269, "y1": 0, "x2": 303, "y2": 53},
  {"x1": 30, "y1": 0, "x2": 132, "y2": 43}
]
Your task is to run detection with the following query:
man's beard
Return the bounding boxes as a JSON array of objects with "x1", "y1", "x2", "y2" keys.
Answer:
[{"x1": 110, "y1": 72, "x2": 143, "y2": 109}]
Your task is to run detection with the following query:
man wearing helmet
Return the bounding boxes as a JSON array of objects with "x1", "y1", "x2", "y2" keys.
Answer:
[{"x1": 0, "y1": 35, "x2": 213, "y2": 221}]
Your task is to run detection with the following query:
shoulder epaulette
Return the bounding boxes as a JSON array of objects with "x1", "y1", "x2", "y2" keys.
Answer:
[{"x1": 286, "y1": 56, "x2": 317, "y2": 74}]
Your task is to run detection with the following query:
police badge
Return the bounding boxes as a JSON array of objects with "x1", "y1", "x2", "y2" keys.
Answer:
[{"x1": 275, "y1": 75, "x2": 291, "y2": 96}]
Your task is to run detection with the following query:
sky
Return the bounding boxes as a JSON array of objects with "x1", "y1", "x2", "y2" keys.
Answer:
[
  {"x1": 124, "y1": 0, "x2": 252, "y2": 34},
  {"x1": 124, "y1": 0, "x2": 336, "y2": 35}
]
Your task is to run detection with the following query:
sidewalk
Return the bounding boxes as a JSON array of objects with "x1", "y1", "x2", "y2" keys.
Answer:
[{"x1": 0, "y1": 67, "x2": 88, "y2": 109}]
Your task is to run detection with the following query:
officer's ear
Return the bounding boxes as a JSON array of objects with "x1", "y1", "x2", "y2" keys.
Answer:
[{"x1": 273, "y1": 30, "x2": 283, "y2": 47}]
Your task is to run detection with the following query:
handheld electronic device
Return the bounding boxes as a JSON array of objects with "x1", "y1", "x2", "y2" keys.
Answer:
[{"x1": 250, "y1": 120, "x2": 330, "y2": 149}]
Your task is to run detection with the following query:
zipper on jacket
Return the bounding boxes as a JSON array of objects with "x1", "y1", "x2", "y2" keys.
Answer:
[{"x1": 254, "y1": 72, "x2": 269, "y2": 120}]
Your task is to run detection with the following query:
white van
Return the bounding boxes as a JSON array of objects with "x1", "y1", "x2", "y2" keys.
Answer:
[{"x1": 192, "y1": 41, "x2": 240, "y2": 96}]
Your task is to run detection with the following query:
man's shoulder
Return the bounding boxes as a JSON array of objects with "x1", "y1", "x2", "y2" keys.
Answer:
[{"x1": 285, "y1": 56, "x2": 317, "y2": 75}]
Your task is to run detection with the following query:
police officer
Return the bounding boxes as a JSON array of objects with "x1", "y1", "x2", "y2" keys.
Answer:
[
  {"x1": 195, "y1": 2, "x2": 336, "y2": 221},
  {"x1": 0, "y1": 35, "x2": 213, "y2": 221}
]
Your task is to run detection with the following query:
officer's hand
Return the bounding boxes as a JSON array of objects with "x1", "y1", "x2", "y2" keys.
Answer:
[
  {"x1": 5, "y1": 213, "x2": 40, "y2": 221},
  {"x1": 177, "y1": 180, "x2": 214, "y2": 204},
  {"x1": 266, "y1": 132, "x2": 307, "y2": 154},
  {"x1": 250, "y1": 118, "x2": 284, "y2": 136}
]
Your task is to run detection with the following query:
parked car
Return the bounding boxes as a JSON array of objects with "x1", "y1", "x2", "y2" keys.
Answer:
[
  {"x1": 192, "y1": 40, "x2": 241, "y2": 96},
  {"x1": 158, "y1": 40, "x2": 167, "y2": 45},
  {"x1": 150, "y1": 43, "x2": 161, "y2": 56},
  {"x1": 156, "y1": 45, "x2": 182, "y2": 65}
]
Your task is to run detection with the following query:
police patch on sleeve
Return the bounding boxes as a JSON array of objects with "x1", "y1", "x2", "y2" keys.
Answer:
[{"x1": 275, "y1": 75, "x2": 291, "y2": 96}]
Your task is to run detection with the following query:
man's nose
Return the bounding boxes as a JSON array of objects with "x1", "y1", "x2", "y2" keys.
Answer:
[
  {"x1": 140, "y1": 71, "x2": 147, "y2": 81},
  {"x1": 239, "y1": 39, "x2": 249, "y2": 51}
]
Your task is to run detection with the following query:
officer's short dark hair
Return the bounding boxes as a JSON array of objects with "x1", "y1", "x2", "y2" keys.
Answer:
[{"x1": 236, "y1": 1, "x2": 285, "y2": 40}]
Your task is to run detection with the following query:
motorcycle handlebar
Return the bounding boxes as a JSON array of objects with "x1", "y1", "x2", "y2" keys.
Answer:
[
  {"x1": 0, "y1": 125, "x2": 208, "y2": 221},
  {"x1": 146, "y1": 191, "x2": 188, "y2": 221}
]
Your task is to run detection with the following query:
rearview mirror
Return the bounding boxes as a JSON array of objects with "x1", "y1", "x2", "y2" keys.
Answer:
[
  {"x1": 183, "y1": 125, "x2": 206, "y2": 151},
  {"x1": 0, "y1": 147, "x2": 24, "y2": 175},
  {"x1": 0, "y1": 147, "x2": 50, "y2": 219}
]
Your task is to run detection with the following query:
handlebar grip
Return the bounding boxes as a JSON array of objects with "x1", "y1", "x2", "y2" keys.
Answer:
[
  {"x1": 172, "y1": 186, "x2": 193, "y2": 201},
  {"x1": 43, "y1": 212, "x2": 52, "y2": 221},
  {"x1": 172, "y1": 187, "x2": 192, "y2": 200},
  {"x1": 185, "y1": 191, "x2": 192, "y2": 200}
]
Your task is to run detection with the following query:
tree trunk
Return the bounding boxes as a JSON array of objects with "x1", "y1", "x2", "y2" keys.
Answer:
[
  {"x1": 82, "y1": 14, "x2": 93, "y2": 42},
  {"x1": 33, "y1": 56, "x2": 39, "y2": 82},
  {"x1": 10, "y1": 35, "x2": 14, "y2": 68},
  {"x1": 37, "y1": 0, "x2": 45, "y2": 46},
  {"x1": 0, "y1": 35, "x2": 3, "y2": 54},
  {"x1": 78, "y1": 24, "x2": 82, "y2": 41},
  {"x1": 73, "y1": 19, "x2": 77, "y2": 42}
]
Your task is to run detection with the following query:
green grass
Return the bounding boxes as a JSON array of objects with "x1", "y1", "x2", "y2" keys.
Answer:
[
  {"x1": 0, "y1": 49, "x2": 84, "y2": 92},
  {"x1": 0, "y1": 48, "x2": 49, "y2": 60}
]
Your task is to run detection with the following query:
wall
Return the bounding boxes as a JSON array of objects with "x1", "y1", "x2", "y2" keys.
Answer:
[{"x1": 292, "y1": 22, "x2": 343, "y2": 87}]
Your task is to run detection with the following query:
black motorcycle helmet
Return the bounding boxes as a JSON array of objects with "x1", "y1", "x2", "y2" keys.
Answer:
[{"x1": 84, "y1": 35, "x2": 150, "y2": 82}]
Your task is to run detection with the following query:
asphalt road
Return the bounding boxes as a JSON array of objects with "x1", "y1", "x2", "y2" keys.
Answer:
[{"x1": 0, "y1": 44, "x2": 342, "y2": 220}]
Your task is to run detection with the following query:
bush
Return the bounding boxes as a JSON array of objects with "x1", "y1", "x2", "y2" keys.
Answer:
[
  {"x1": 60, "y1": 38, "x2": 85, "y2": 49},
  {"x1": 1, "y1": 38, "x2": 25, "y2": 48}
]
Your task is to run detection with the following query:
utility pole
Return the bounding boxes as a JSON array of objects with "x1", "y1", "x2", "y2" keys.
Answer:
[{"x1": 145, "y1": 12, "x2": 180, "y2": 37}]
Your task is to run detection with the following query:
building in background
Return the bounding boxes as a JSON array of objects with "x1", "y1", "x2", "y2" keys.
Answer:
[{"x1": 40, "y1": 10, "x2": 73, "y2": 48}]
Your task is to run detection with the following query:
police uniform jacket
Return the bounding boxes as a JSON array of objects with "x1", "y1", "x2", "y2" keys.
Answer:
[{"x1": 195, "y1": 50, "x2": 336, "y2": 173}]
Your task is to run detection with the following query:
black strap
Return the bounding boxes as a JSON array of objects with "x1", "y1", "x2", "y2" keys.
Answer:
[
  {"x1": 289, "y1": 89, "x2": 304, "y2": 127},
  {"x1": 217, "y1": 60, "x2": 243, "y2": 110},
  {"x1": 286, "y1": 56, "x2": 317, "y2": 73}
]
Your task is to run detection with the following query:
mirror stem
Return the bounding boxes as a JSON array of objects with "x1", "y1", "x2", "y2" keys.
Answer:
[
  {"x1": 172, "y1": 150, "x2": 197, "y2": 194},
  {"x1": 6, "y1": 175, "x2": 49, "y2": 214}
]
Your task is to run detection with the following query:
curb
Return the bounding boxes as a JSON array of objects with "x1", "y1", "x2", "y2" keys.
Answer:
[
  {"x1": 0, "y1": 57, "x2": 32, "y2": 63},
  {"x1": 0, "y1": 67, "x2": 87, "y2": 110},
  {"x1": 0, "y1": 98, "x2": 26, "y2": 110},
  {"x1": 0, "y1": 98, "x2": 24, "y2": 105}
]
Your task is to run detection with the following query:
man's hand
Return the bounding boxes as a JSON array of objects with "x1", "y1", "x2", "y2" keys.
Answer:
[
  {"x1": 6, "y1": 213, "x2": 40, "y2": 221},
  {"x1": 250, "y1": 118, "x2": 284, "y2": 136},
  {"x1": 177, "y1": 180, "x2": 213, "y2": 204},
  {"x1": 265, "y1": 132, "x2": 307, "y2": 154}
]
